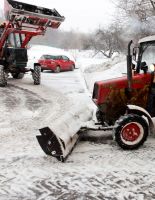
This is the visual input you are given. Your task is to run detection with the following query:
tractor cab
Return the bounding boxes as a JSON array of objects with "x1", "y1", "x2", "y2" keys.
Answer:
[
  {"x1": 3, "y1": 32, "x2": 28, "y2": 71},
  {"x1": 134, "y1": 36, "x2": 155, "y2": 116},
  {"x1": 133, "y1": 36, "x2": 155, "y2": 74}
]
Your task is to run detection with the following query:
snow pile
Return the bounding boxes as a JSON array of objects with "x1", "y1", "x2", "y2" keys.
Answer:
[
  {"x1": 79, "y1": 53, "x2": 126, "y2": 92},
  {"x1": 51, "y1": 102, "x2": 93, "y2": 140},
  {"x1": 83, "y1": 53, "x2": 125, "y2": 73}
]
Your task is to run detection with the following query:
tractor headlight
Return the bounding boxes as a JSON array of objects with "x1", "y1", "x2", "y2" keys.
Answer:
[{"x1": 149, "y1": 64, "x2": 155, "y2": 72}]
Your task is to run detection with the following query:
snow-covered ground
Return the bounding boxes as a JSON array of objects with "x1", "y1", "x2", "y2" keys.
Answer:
[{"x1": 0, "y1": 47, "x2": 155, "y2": 200}]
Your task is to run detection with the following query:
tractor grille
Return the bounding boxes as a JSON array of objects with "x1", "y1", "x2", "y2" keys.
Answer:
[{"x1": 6, "y1": 48, "x2": 28, "y2": 62}]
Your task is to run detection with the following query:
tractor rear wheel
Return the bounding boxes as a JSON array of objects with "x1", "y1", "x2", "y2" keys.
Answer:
[
  {"x1": 32, "y1": 65, "x2": 41, "y2": 85},
  {"x1": 113, "y1": 114, "x2": 148, "y2": 150},
  {"x1": 0, "y1": 65, "x2": 7, "y2": 87},
  {"x1": 12, "y1": 72, "x2": 24, "y2": 79}
]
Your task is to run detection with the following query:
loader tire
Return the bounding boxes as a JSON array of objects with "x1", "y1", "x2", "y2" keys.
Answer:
[
  {"x1": 113, "y1": 114, "x2": 148, "y2": 150},
  {"x1": 12, "y1": 72, "x2": 24, "y2": 79},
  {"x1": 32, "y1": 65, "x2": 41, "y2": 85},
  {"x1": 0, "y1": 65, "x2": 7, "y2": 87}
]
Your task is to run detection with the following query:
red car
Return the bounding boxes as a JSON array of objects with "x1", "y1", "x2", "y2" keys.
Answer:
[{"x1": 38, "y1": 55, "x2": 75, "y2": 73}]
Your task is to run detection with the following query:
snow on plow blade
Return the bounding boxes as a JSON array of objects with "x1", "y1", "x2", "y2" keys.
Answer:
[
  {"x1": 4, "y1": 0, "x2": 65, "y2": 28},
  {"x1": 36, "y1": 103, "x2": 93, "y2": 162}
]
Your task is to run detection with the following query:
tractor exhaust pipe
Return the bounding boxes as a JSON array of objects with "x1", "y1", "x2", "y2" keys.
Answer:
[{"x1": 127, "y1": 40, "x2": 133, "y2": 92}]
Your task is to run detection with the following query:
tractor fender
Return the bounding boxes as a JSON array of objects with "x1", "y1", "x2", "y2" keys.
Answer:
[{"x1": 126, "y1": 104, "x2": 155, "y2": 135}]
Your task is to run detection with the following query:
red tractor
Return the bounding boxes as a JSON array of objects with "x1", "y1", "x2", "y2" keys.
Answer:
[
  {"x1": 0, "y1": 0, "x2": 64, "y2": 87},
  {"x1": 37, "y1": 36, "x2": 155, "y2": 162},
  {"x1": 92, "y1": 38, "x2": 155, "y2": 150}
]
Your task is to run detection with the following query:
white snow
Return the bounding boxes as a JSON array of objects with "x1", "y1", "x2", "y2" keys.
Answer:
[{"x1": 0, "y1": 47, "x2": 155, "y2": 200}]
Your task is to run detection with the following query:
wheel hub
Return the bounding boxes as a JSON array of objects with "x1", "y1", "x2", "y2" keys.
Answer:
[{"x1": 121, "y1": 122, "x2": 141, "y2": 142}]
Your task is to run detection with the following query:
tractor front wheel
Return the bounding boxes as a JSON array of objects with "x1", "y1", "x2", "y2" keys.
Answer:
[
  {"x1": 114, "y1": 114, "x2": 149, "y2": 150},
  {"x1": 32, "y1": 65, "x2": 41, "y2": 85},
  {"x1": 0, "y1": 65, "x2": 7, "y2": 87}
]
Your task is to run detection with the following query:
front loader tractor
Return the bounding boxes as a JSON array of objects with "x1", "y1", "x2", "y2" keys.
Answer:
[
  {"x1": 0, "y1": 0, "x2": 64, "y2": 87},
  {"x1": 37, "y1": 36, "x2": 155, "y2": 162}
]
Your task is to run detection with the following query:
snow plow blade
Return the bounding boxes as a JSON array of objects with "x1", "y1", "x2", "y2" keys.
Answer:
[
  {"x1": 36, "y1": 127, "x2": 80, "y2": 162},
  {"x1": 4, "y1": 0, "x2": 65, "y2": 28}
]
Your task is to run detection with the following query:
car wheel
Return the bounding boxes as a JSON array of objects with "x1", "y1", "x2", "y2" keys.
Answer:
[
  {"x1": 70, "y1": 65, "x2": 75, "y2": 71},
  {"x1": 41, "y1": 69, "x2": 44, "y2": 72},
  {"x1": 113, "y1": 114, "x2": 149, "y2": 150},
  {"x1": 54, "y1": 66, "x2": 61, "y2": 73}
]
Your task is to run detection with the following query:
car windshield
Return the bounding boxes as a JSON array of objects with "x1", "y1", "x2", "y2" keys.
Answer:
[
  {"x1": 141, "y1": 44, "x2": 155, "y2": 66},
  {"x1": 43, "y1": 55, "x2": 52, "y2": 59},
  {"x1": 55, "y1": 56, "x2": 62, "y2": 59},
  {"x1": 43, "y1": 55, "x2": 61, "y2": 60},
  {"x1": 51, "y1": 56, "x2": 59, "y2": 60}
]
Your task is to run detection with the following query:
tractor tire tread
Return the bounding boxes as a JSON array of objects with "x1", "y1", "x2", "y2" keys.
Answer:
[{"x1": 113, "y1": 114, "x2": 148, "y2": 150}]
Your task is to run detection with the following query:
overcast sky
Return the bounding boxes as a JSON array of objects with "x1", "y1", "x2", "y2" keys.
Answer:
[{"x1": 0, "y1": 0, "x2": 116, "y2": 32}]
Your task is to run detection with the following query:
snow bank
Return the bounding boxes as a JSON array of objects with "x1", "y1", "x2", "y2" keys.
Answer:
[
  {"x1": 83, "y1": 53, "x2": 125, "y2": 73},
  {"x1": 79, "y1": 54, "x2": 126, "y2": 92}
]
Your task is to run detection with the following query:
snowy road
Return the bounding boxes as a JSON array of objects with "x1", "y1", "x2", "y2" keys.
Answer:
[{"x1": 0, "y1": 68, "x2": 155, "y2": 200}]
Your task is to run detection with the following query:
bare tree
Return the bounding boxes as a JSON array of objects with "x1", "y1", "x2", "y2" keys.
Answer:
[
  {"x1": 89, "y1": 24, "x2": 124, "y2": 58},
  {"x1": 115, "y1": 0, "x2": 154, "y2": 21},
  {"x1": 114, "y1": 0, "x2": 155, "y2": 37}
]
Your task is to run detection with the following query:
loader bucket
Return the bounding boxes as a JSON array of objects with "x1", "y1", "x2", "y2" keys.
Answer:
[
  {"x1": 4, "y1": 0, "x2": 65, "y2": 28},
  {"x1": 36, "y1": 127, "x2": 80, "y2": 162}
]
